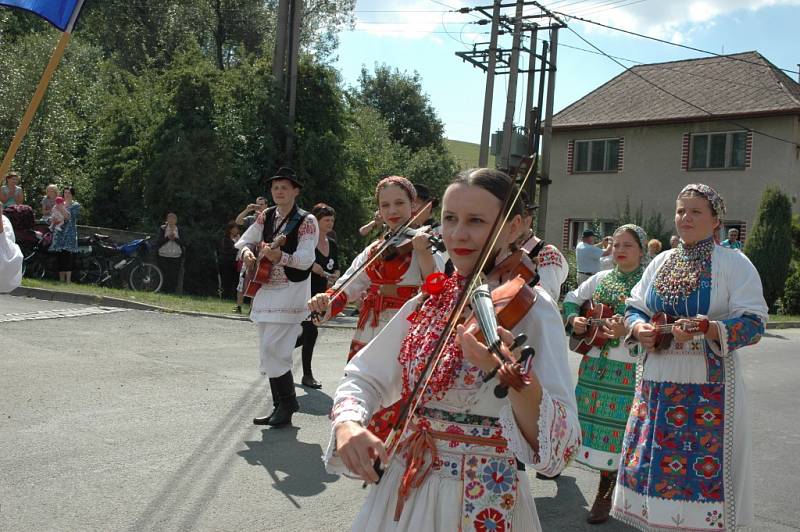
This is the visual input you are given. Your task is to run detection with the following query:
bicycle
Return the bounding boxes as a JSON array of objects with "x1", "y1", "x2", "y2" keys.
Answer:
[{"x1": 86, "y1": 234, "x2": 164, "y2": 292}]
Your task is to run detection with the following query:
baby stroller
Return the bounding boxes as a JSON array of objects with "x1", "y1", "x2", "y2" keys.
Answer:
[{"x1": 4, "y1": 205, "x2": 52, "y2": 278}]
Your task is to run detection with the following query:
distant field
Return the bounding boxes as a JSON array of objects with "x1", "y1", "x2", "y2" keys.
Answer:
[{"x1": 445, "y1": 138, "x2": 495, "y2": 169}]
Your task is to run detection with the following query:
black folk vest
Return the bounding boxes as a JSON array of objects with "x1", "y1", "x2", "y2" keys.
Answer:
[{"x1": 262, "y1": 205, "x2": 312, "y2": 282}]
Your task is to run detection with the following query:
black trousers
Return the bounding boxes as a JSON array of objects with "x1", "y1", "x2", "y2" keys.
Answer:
[
  {"x1": 218, "y1": 260, "x2": 238, "y2": 299},
  {"x1": 295, "y1": 321, "x2": 319, "y2": 377},
  {"x1": 158, "y1": 255, "x2": 181, "y2": 293}
]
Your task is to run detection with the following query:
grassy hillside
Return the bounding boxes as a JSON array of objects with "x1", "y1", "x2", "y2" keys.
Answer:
[{"x1": 445, "y1": 138, "x2": 495, "y2": 169}]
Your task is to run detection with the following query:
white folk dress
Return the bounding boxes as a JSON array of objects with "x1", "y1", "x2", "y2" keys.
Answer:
[
  {"x1": 324, "y1": 275, "x2": 581, "y2": 532},
  {"x1": 612, "y1": 242, "x2": 768, "y2": 532},
  {"x1": 235, "y1": 209, "x2": 318, "y2": 378},
  {"x1": 0, "y1": 215, "x2": 23, "y2": 293},
  {"x1": 520, "y1": 236, "x2": 568, "y2": 302}
]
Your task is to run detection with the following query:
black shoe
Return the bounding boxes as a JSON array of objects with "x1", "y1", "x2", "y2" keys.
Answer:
[
  {"x1": 536, "y1": 472, "x2": 561, "y2": 480},
  {"x1": 266, "y1": 397, "x2": 299, "y2": 427},
  {"x1": 253, "y1": 412, "x2": 275, "y2": 425},
  {"x1": 301, "y1": 375, "x2": 322, "y2": 389},
  {"x1": 233, "y1": 305, "x2": 242, "y2": 314}
]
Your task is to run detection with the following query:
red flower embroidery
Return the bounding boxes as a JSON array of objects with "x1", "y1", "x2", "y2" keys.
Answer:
[
  {"x1": 474, "y1": 508, "x2": 506, "y2": 532},
  {"x1": 693, "y1": 456, "x2": 722, "y2": 479},
  {"x1": 659, "y1": 454, "x2": 687, "y2": 475},
  {"x1": 665, "y1": 406, "x2": 689, "y2": 428},
  {"x1": 695, "y1": 406, "x2": 722, "y2": 427}
]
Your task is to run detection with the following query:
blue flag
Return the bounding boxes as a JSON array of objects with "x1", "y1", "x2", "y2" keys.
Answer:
[{"x1": 0, "y1": 0, "x2": 82, "y2": 32}]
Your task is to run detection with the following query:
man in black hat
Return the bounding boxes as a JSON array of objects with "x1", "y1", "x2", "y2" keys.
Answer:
[
  {"x1": 235, "y1": 167, "x2": 318, "y2": 427},
  {"x1": 575, "y1": 228, "x2": 610, "y2": 285}
]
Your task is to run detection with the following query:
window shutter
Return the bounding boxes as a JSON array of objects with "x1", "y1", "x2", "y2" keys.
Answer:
[
  {"x1": 567, "y1": 140, "x2": 575, "y2": 175},
  {"x1": 681, "y1": 133, "x2": 690, "y2": 171},
  {"x1": 745, "y1": 131, "x2": 753, "y2": 168},
  {"x1": 739, "y1": 221, "x2": 747, "y2": 244},
  {"x1": 617, "y1": 137, "x2": 625, "y2": 172},
  {"x1": 563, "y1": 218, "x2": 571, "y2": 250}
]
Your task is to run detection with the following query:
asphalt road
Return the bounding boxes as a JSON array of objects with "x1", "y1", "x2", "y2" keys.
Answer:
[{"x1": 1, "y1": 294, "x2": 798, "y2": 532}]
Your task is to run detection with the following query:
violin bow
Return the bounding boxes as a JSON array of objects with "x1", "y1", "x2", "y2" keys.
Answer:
[
  {"x1": 309, "y1": 201, "x2": 435, "y2": 321},
  {"x1": 376, "y1": 157, "x2": 540, "y2": 477}
]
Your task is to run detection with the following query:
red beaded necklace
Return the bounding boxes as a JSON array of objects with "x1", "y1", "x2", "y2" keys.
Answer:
[{"x1": 398, "y1": 274, "x2": 468, "y2": 406}]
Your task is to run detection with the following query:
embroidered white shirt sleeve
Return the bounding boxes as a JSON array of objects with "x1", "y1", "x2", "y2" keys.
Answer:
[{"x1": 0, "y1": 215, "x2": 23, "y2": 293}]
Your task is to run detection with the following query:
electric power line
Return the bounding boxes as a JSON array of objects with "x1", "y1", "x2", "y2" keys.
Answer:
[
  {"x1": 553, "y1": 9, "x2": 800, "y2": 76},
  {"x1": 562, "y1": 25, "x2": 800, "y2": 148}
]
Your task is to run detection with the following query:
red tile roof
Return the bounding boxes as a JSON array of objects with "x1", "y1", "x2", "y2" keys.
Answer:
[{"x1": 553, "y1": 51, "x2": 800, "y2": 130}]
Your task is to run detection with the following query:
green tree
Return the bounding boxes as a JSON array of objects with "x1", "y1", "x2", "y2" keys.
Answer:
[
  {"x1": 354, "y1": 64, "x2": 446, "y2": 153},
  {"x1": 0, "y1": 31, "x2": 109, "y2": 210},
  {"x1": 744, "y1": 187, "x2": 793, "y2": 310}
]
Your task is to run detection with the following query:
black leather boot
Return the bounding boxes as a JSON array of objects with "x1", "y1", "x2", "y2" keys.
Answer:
[
  {"x1": 266, "y1": 371, "x2": 299, "y2": 427},
  {"x1": 253, "y1": 377, "x2": 282, "y2": 425}
]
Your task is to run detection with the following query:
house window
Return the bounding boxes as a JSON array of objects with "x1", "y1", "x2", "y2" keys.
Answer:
[
  {"x1": 574, "y1": 138, "x2": 620, "y2": 173},
  {"x1": 690, "y1": 132, "x2": 747, "y2": 170}
]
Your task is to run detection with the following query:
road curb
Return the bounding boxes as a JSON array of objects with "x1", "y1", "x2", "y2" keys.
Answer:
[
  {"x1": 8, "y1": 286, "x2": 358, "y2": 328},
  {"x1": 10, "y1": 286, "x2": 797, "y2": 330}
]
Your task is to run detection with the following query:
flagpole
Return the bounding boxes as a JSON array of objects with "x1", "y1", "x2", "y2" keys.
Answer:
[{"x1": 0, "y1": 0, "x2": 86, "y2": 179}]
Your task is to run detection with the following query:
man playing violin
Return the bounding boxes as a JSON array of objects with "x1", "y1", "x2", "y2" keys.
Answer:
[{"x1": 235, "y1": 167, "x2": 318, "y2": 427}]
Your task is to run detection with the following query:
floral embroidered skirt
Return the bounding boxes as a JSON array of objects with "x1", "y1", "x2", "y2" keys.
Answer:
[
  {"x1": 574, "y1": 346, "x2": 636, "y2": 471},
  {"x1": 611, "y1": 344, "x2": 753, "y2": 532},
  {"x1": 351, "y1": 407, "x2": 542, "y2": 532}
]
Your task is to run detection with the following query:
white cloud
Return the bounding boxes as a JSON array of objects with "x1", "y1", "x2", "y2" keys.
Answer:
[{"x1": 559, "y1": 0, "x2": 800, "y2": 44}]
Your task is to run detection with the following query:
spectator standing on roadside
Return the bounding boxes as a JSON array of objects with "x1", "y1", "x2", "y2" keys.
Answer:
[
  {"x1": 598, "y1": 236, "x2": 614, "y2": 271},
  {"x1": 157, "y1": 212, "x2": 183, "y2": 293},
  {"x1": 647, "y1": 238, "x2": 662, "y2": 259},
  {"x1": 0, "y1": 172, "x2": 25, "y2": 208},
  {"x1": 722, "y1": 227, "x2": 743, "y2": 250},
  {"x1": 0, "y1": 204, "x2": 23, "y2": 293},
  {"x1": 235, "y1": 196, "x2": 268, "y2": 230},
  {"x1": 358, "y1": 209, "x2": 383, "y2": 237},
  {"x1": 218, "y1": 221, "x2": 241, "y2": 299},
  {"x1": 41, "y1": 184, "x2": 58, "y2": 219},
  {"x1": 669, "y1": 234, "x2": 679, "y2": 248},
  {"x1": 49, "y1": 186, "x2": 80, "y2": 283},
  {"x1": 576, "y1": 229, "x2": 611, "y2": 284}
]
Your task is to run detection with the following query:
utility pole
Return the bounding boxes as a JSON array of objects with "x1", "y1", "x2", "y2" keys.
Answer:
[
  {"x1": 272, "y1": 0, "x2": 303, "y2": 165},
  {"x1": 536, "y1": 25, "x2": 558, "y2": 239},
  {"x1": 498, "y1": 0, "x2": 525, "y2": 174},
  {"x1": 478, "y1": 0, "x2": 502, "y2": 167}
]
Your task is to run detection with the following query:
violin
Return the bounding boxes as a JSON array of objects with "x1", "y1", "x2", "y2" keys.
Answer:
[
  {"x1": 380, "y1": 225, "x2": 445, "y2": 261},
  {"x1": 651, "y1": 312, "x2": 710, "y2": 352},
  {"x1": 568, "y1": 300, "x2": 616, "y2": 355},
  {"x1": 486, "y1": 249, "x2": 537, "y2": 286}
]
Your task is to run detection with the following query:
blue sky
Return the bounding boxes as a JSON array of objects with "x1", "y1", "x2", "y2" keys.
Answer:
[{"x1": 334, "y1": 0, "x2": 800, "y2": 143}]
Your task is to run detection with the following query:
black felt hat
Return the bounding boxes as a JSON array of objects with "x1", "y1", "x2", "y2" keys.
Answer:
[{"x1": 265, "y1": 167, "x2": 302, "y2": 188}]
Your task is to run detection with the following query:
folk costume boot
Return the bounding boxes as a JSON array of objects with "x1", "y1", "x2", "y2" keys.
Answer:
[
  {"x1": 266, "y1": 371, "x2": 299, "y2": 427},
  {"x1": 253, "y1": 377, "x2": 282, "y2": 425},
  {"x1": 587, "y1": 471, "x2": 616, "y2": 524}
]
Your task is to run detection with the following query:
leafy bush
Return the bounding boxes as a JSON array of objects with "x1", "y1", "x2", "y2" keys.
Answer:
[
  {"x1": 744, "y1": 187, "x2": 793, "y2": 311},
  {"x1": 780, "y1": 265, "x2": 800, "y2": 314}
]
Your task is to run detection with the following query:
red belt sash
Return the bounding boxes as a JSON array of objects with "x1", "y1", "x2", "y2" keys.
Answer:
[{"x1": 358, "y1": 283, "x2": 419, "y2": 329}]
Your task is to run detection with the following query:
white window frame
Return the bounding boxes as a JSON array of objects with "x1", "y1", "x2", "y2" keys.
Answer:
[
  {"x1": 689, "y1": 131, "x2": 747, "y2": 170},
  {"x1": 573, "y1": 138, "x2": 620, "y2": 173}
]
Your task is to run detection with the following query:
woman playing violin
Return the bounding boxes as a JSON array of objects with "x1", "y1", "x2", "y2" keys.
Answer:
[
  {"x1": 308, "y1": 175, "x2": 444, "y2": 363},
  {"x1": 612, "y1": 184, "x2": 768, "y2": 532},
  {"x1": 562, "y1": 224, "x2": 648, "y2": 524},
  {"x1": 323, "y1": 168, "x2": 580, "y2": 531}
]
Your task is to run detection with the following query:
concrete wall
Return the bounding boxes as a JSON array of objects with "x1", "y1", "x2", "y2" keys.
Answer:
[{"x1": 544, "y1": 115, "x2": 800, "y2": 248}]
